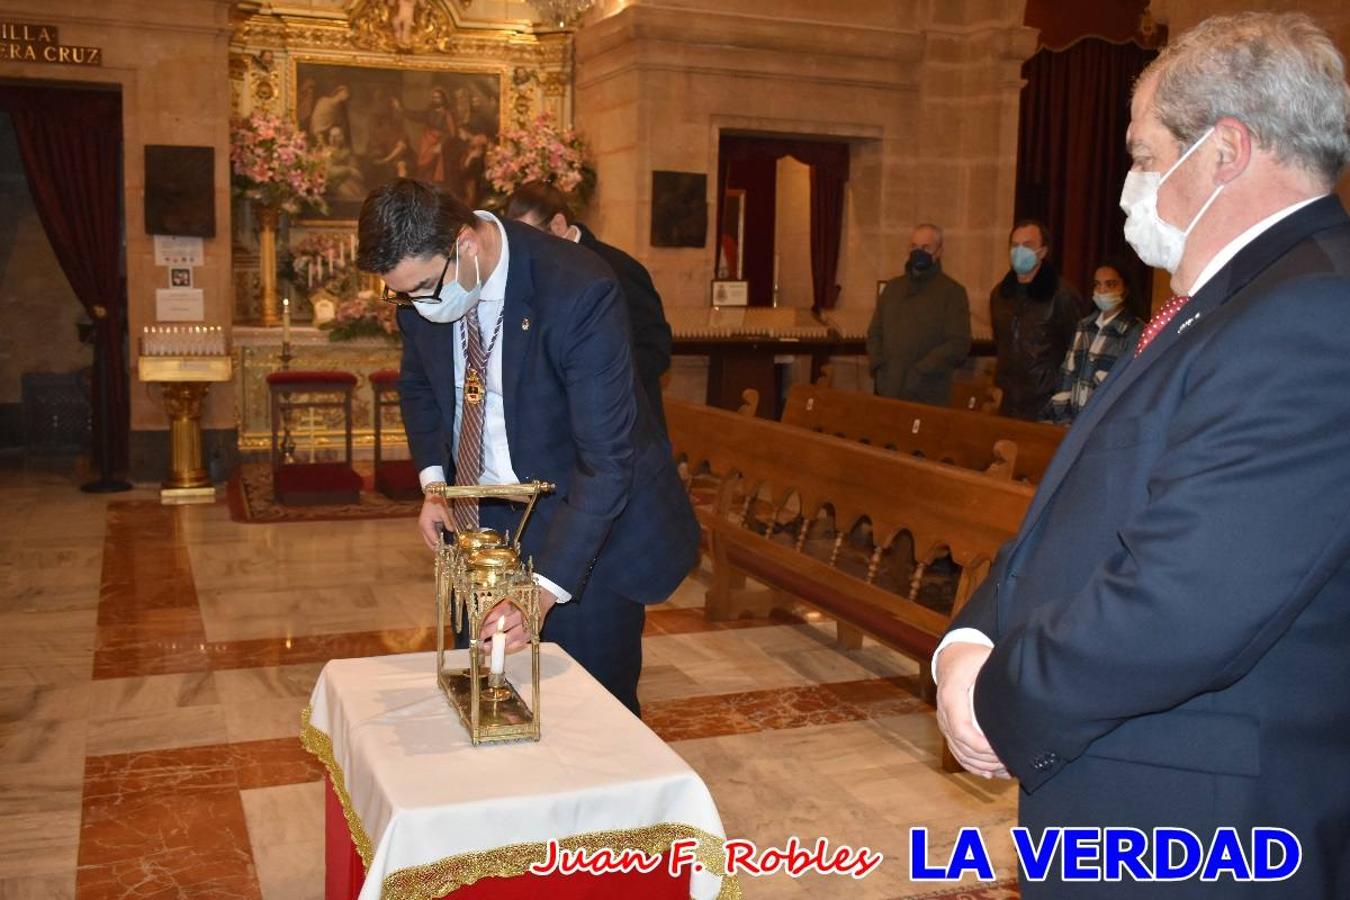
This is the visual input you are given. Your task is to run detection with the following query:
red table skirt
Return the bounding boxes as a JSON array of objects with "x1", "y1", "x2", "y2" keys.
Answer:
[{"x1": 325, "y1": 777, "x2": 693, "y2": 899}]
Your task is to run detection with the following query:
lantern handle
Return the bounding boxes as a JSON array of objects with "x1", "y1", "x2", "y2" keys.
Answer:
[{"x1": 425, "y1": 481, "x2": 556, "y2": 550}]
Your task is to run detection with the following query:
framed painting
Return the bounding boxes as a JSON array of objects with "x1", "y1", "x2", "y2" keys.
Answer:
[{"x1": 292, "y1": 58, "x2": 504, "y2": 221}]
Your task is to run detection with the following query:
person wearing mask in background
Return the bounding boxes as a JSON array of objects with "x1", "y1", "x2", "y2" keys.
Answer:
[
  {"x1": 1044, "y1": 261, "x2": 1144, "y2": 424},
  {"x1": 988, "y1": 220, "x2": 1083, "y2": 419},
  {"x1": 506, "y1": 181, "x2": 674, "y2": 434},
  {"x1": 866, "y1": 223, "x2": 971, "y2": 405}
]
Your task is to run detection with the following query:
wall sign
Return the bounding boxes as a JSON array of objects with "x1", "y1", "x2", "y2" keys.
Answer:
[{"x1": 0, "y1": 22, "x2": 102, "y2": 67}]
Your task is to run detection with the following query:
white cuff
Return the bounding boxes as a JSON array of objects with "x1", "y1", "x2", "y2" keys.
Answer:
[
  {"x1": 932, "y1": 628, "x2": 994, "y2": 684},
  {"x1": 533, "y1": 573, "x2": 572, "y2": 604},
  {"x1": 418, "y1": 466, "x2": 446, "y2": 489}
]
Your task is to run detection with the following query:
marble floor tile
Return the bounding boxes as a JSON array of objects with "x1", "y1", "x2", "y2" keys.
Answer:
[
  {"x1": 231, "y1": 739, "x2": 325, "y2": 791},
  {"x1": 216, "y1": 663, "x2": 324, "y2": 743},
  {"x1": 240, "y1": 782, "x2": 325, "y2": 900},
  {"x1": 85, "y1": 702, "x2": 229, "y2": 756},
  {"x1": 239, "y1": 781, "x2": 324, "y2": 850},
  {"x1": 78, "y1": 746, "x2": 261, "y2": 898},
  {"x1": 0, "y1": 872, "x2": 76, "y2": 899},
  {"x1": 0, "y1": 759, "x2": 83, "y2": 819},
  {"x1": 0, "y1": 811, "x2": 80, "y2": 880},
  {"x1": 0, "y1": 683, "x2": 90, "y2": 765},
  {"x1": 197, "y1": 583, "x2": 428, "y2": 643}
]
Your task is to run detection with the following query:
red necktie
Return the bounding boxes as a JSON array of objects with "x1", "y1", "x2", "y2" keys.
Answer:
[{"x1": 1135, "y1": 294, "x2": 1191, "y2": 357}]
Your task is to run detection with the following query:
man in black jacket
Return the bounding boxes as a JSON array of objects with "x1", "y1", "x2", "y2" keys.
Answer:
[
  {"x1": 507, "y1": 182, "x2": 673, "y2": 433},
  {"x1": 988, "y1": 220, "x2": 1083, "y2": 419}
]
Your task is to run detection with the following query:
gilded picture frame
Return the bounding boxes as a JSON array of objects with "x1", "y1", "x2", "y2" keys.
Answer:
[{"x1": 290, "y1": 55, "x2": 506, "y2": 222}]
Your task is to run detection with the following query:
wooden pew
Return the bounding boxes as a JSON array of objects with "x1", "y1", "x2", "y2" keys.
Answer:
[
  {"x1": 666, "y1": 397, "x2": 1033, "y2": 689},
  {"x1": 780, "y1": 380, "x2": 1065, "y2": 484}
]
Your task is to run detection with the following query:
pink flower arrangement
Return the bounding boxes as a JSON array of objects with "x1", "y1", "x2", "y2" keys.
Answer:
[
  {"x1": 485, "y1": 113, "x2": 590, "y2": 197},
  {"x1": 230, "y1": 113, "x2": 329, "y2": 214},
  {"x1": 324, "y1": 291, "x2": 399, "y2": 342}
]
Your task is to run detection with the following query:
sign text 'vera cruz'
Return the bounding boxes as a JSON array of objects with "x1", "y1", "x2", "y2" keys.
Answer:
[{"x1": 1, "y1": 22, "x2": 102, "y2": 67}]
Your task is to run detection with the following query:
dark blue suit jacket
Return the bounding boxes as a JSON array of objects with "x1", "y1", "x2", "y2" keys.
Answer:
[
  {"x1": 395, "y1": 218, "x2": 698, "y2": 606},
  {"x1": 951, "y1": 197, "x2": 1350, "y2": 896}
]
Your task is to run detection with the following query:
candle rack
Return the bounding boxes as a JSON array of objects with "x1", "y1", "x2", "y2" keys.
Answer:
[{"x1": 429, "y1": 481, "x2": 555, "y2": 745}]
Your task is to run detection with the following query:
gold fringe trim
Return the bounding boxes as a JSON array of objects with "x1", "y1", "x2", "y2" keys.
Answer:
[
  {"x1": 300, "y1": 707, "x2": 741, "y2": 900},
  {"x1": 299, "y1": 705, "x2": 376, "y2": 868},
  {"x1": 382, "y1": 823, "x2": 744, "y2": 900}
]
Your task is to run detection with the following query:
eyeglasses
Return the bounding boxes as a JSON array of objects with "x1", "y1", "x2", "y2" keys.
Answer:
[{"x1": 380, "y1": 243, "x2": 457, "y2": 308}]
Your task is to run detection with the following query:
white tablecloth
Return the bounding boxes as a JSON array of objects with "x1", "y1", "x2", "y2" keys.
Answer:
[{"x1": 303, "y1": 645, "x2": 736, "y2": 899}]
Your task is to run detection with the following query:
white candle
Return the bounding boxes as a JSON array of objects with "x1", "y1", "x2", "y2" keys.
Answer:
[
  {"x1": 490, "y1": 615, "x2": 506, "y2": 676},
  {"x1": 282, "y1": 296, "x2": 291, "y2": 344},
  {"x1": 350, "y1": 233, "x2": 357, "y2": 262}
]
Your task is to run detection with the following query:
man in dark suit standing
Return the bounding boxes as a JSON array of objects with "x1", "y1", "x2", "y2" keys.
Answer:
[
  {"x1": 356, "y1": 179, "x2": 698, "y2": 715},
  {"x1": 935, "y1": 13, "x2": 1350, "y2": 896},
  {"x1": 506, "y1": 181, "x2": 674, "y2": 432}
]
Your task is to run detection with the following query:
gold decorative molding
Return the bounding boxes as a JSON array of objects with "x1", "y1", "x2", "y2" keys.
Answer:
[{"x1": 349, "y1": 0, "x2": 458, "y2": 54}]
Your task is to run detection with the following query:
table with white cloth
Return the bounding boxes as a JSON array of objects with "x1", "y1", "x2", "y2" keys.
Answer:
[{"x1": 302, "y1": 644, "x2": 739, "y2": 900}]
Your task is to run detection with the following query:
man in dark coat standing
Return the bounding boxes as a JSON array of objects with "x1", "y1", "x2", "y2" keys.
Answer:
[
  {"x1": 867, "y1": 223, "x2": 971, "y2": 405},
  {"x1": 936, "y1": 12, "x2": 1350, "y2": 897},
  {"x1": 506, "y1": 182, "x2": 673, "y2": 433},
  {"x1": 989, "y1": 219, "x2": 1083, "y2": 419}
]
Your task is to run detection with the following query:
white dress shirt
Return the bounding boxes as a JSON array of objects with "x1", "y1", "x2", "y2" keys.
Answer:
[
  {"x1": 417, "y1": 211, "x2": 571, "y2": 603},
  {"x1": 932, "y1": 194, "x2": 1330, "y2": 691}
]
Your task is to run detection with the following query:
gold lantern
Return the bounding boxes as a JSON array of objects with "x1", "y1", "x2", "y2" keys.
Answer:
[{"x1": 429, "y1": 481, "x2": 555, "y2": 745}]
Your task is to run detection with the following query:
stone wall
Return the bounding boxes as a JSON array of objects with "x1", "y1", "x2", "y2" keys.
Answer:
[
  {"x1": 574, "y1": 0, "x2": 1038, "y2": 344},
  {"x1": 0, "y1": 0, "x2": 237, "y2": 454}
]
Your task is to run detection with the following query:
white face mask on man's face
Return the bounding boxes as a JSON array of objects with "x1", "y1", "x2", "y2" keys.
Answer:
[
  {"x1": 1120, "y1": 126, "x2": 1224, "y2": 273},
  {"x1": 414, "y1": 251, "x2": 481, "y2": 324}
]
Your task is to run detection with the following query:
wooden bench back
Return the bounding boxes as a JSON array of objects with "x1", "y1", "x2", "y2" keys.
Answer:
[
  {"x1": 666, "y1": 397, "x2": 1033, "y2": 618},
  {"x1": 781, "y1": 382, "x2": 1064, "y2": 483}
]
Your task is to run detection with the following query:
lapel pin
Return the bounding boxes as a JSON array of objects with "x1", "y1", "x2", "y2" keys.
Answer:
[
  {"x1": 521, "y1": 317, "x2": 530, "y2": 331},
  {"x1": 1177, "y1": 312, "x2": 1201, "y2": 334}
]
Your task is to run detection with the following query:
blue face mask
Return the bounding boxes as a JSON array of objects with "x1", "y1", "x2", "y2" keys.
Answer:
[
  {"x1": 415, "y1": 250, "x2": 481, "y2": 324},
  {"x1": 1010, "y1": 245, "x2": 1041, "y2": 276}
]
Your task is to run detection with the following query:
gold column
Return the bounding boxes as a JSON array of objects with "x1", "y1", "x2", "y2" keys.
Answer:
[
  {"x1": 161, "y1": 382, "x2": 213, "y2": 492},
  {"x1": 257, "y1": 204, "x2": 280, "y2": 327},
  {"x1": 139, "y1": 355, "x2": 233, "y2": 505}
]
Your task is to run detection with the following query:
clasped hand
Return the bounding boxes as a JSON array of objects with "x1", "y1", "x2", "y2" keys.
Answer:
[{"x1": 935, "y1": 643, "x2": 1011, "y2": 780}]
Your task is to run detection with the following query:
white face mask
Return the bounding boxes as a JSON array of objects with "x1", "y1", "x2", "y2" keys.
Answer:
[
  {"x1": 1120, "y1": 126, "x2": 1224, "y2": 273},
  {"x1": 414, "y1": 250, "x2": 481, "y2": 324},
  {"x1": 1092, "y1": 292, "x2": 1124, "y2": 312}
]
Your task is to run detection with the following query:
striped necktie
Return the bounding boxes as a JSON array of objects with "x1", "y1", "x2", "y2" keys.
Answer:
[
  {"x1": 1135, "y1": 294, "x2": 1191, "y2": 357},
  {"x1": 451, "y1": 311, "x2": 487, "y2": 532}
]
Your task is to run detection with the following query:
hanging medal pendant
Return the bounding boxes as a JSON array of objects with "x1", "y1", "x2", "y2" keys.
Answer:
[{"x1": 465, "y1": 368, "x2": 485, "y2": 406}]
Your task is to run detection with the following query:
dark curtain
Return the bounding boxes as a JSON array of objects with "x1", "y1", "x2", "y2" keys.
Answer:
[
  {"x1": 717, "y1": 135, "x2": 850, "y2": 311},
  {"x1": 809, "y1": 162, "x2": 846, "y2": 311},
  {"x1": 723, "y1": 156, "x2": 778, "y2": 307},
  {"x1": 1015, "y1": 39, "x2": 1157, "y2": 319},
  {"x1": 0, "y1": 86, "x2": 127, "y2": 471}
]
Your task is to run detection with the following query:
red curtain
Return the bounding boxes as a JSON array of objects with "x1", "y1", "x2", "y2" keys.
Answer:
[
  {"x1": 0, "y1": 86, "x2": 127, "y2": 471},
  {"x1": 716, "y1": 136, "x2": 850, "y2": 311},
  {"x1": 1014, "y1": 39, "x2": 1157, "y2": 319}
]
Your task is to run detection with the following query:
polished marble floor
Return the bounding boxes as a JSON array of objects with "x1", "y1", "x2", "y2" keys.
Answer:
[{"x1": 0, "y1": 466, "x2": 1018, "y2": 899}]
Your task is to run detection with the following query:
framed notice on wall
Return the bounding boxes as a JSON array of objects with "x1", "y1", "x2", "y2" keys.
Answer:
[{"x1": 711, "y1": 279, "x2": 749, "y2": 307}]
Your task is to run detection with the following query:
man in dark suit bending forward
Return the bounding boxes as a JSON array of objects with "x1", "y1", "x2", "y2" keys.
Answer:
[{"x1": 356, "y1": 179, "x2": 698, "y2": 715}]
